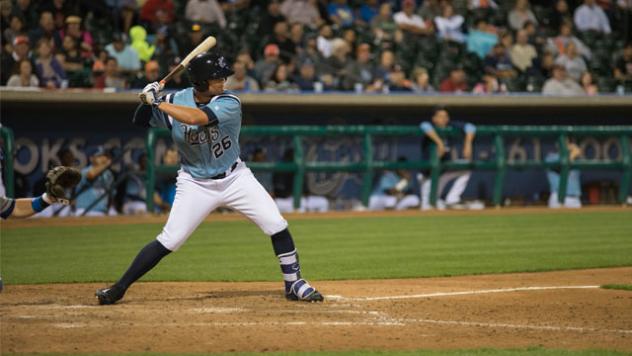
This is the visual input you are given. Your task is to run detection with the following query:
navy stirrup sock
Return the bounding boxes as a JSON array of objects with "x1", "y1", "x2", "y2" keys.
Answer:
[
  {"x1": 116, "y1": 240, "x2": 171, "y2": 290},
  {"x1": 271, "y1": 229, "x2": 301, "y2": 294}
]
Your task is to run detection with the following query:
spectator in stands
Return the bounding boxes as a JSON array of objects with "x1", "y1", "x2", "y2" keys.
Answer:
[
  {"x1": 510, "y1": 29, "x2": 537, "y2": 73},
  {"x1": 373, "y1": 49, "x2": 396, "y2": 83},
  {"x1": 473, "y1": 73, "x2": 506, "y2": 94},
  {"x1": 574, "y1": 0, "x2": 611, "y2": 34},
  {"x1": 580, "y1": 71, "x2": 598, "y2": 95},
  {"x1": 57, "y1": 34, "x2": 85, "y2": 77},
  {"x1": 34, "y1": 38, "x2": 66, "y2": 88},
  {"x1": 418, "y1": 106, "x2": 476, "y2": 210},
  {"x1": 185, "y1": 0, "x2": 226, "y2": 30},
  {"x1": 1, "y1": 35, "x2": 32, "y2": 85},
  {"x1": 13, "y1": 0, "x2": 37, "y2": 29},
  {"x1": 105, "y1": 0, "x2": 137, "y2": 33},
  {"x1": 342, "y1": 28, "x2": 357, "y2": 53},
  {"x1": 290, "y1": 23, "x2": 305, "y2": 50},
  {"x1": 546, "y1": 21, "x2": 592, "y2": 60},
  {"x1": 131, "y1": 59, "x2": 159, "y2": 89},
  {"x1": 259, "y1": 0, "x2": 286, "y2": 37},
  {"x1": 328, "y1": 0, "x2": 354, "y2": 29},
  {"x1": 153, "y1": 26, "x2": 179, "y2": 72},
  {"x1": 358, "y1": 0, "x2": 380, "y2": 25},
  {"x1": 281, "y1": 0, "x2": 321, "y2": 29},
  {"x1": 550, "y1": 0, "x2": 573, "y2": 33},
  {"x1": 265, "y1": 63, "x2": 298, "y2": 93},
  {"x1": 371, "y1": 3, "x2": 398, "y2": 46},
  {"x1": 484, "y1": 43, "x2": 517, "y2": 80},
  {"x1": 388, "y1": 65, "x2": 413, "y2": 92},
  {"x1": 344, "y1": 43, "x2": 374, "y2": 90},
  {"x1": 469, "y1": 0, "x2": 498, "y2": 9},
  {"x1": 105, "y1": 33, "x2": 140, "y2": 75},
  {"x1": 419, "y1": 0, "x2": 442, "y2": 21},
  {"x1": 236, "y1": 50, "x2": 256, "y2": 77},
  {"x1": 273, "y1": 148, "x2": 329, "y2": 213},
  {"x1": 614, "y1": 42, "x2": 632, "y2": 86},
  {"x1": 1, "y1": 0, "x2": 14, "y2": 38},
  {"x1": 434, "y1": 4, "x2": 465, "y2": 43},
  {"x1": 140, "y1": 0, "x2": 175, "y2": 27},
  {"x1": 129, "y1": 25, "x2": 155, "y2": 63},
  {"x1": 294, "y1": 60, "x2": 317, "y2": 91},
  {"x1": 60, "y1": 15, "x2": 93, "y2": 59},
  {"x1": 75, "y1": 147, "x2": 115, "y2": 217},
  {"x1": 102, "y1": 57, "x2": 127, "y2": 90},
  {"x1": 29, "y1": 11, "x2": 55, "y2": 46},
  {"x1": 369, "y1": 158, "x2": 420, "y2": 211},
  {"x1": 508, "y1": 0, "x2": 538, "y2": 32},
  {"x1": 554, "y1": 42, "x2": 587, "y2": 82},
  {"x1": 266, "y1": 21, "x2": 296, "y2": 63},
  {"x1": 546, "y1": 141, "x2": 582, "y2": 208},
  {"x1": 412, "y1": 67, "x2": 434, "y2": 93},
  {"x1": 317, "y1": 24, "x2": 335, "y2": 58},
  {"x1": 179, "y1": 23, "x2": 204, "y2": 59},
  {"x1": 322, "y1": 38, "x2": 352, "y2": 90},
  {"x1": 467, "y1": 18, "x2": 498, "y2": 59},
  {"x1": 255, "y1": 43, "x2": 281, "y2": 86},
  {"x1": 542, "y1": 64, "x2": 584, "y2": 96},
  {"x1": 226, "y1": 60, "x2": 260, "y2": 92},
  {"x1": 522, "y1": 20, "x2": 546, "y2": 49},
  {"x1": 440, "y1": 67, "x2": 468, "y2": 93},
  {"x1": 3, "y1": 14, "x2": 25, "y2": 53},
  {"x1": 394, "y1": 0, "x2": 433, "y2": 37},
  {"x1": 163, "y1": 57, "x2": 190, "y2": 89},
  {"x1": 6, "y1": 59, "x2": 39, "y2": 87}
]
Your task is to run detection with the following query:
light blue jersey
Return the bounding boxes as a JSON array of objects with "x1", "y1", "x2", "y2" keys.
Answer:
[
  {"x1": 372, "y1": 171, "x2": 411, "y2": 196},
  {"x1": 545, "y1": 152, "x2": 581, "y2": 197},
  {"x1": 76, "y1": 167, "x2": 114, "y2": 213},
  {"x1": 150, "y1": 88, "x2": 242, "y2": 179}
]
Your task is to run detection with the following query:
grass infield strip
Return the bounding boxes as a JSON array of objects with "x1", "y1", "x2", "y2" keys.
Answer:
[
  {"x1": 601, "y1": 284, "x2": 632, "y2": 291},
  {"x1": 1, "y1": 211, "x2": 631, "y2": 284}
]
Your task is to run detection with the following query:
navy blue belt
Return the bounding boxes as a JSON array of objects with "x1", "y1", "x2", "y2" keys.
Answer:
[{"x1": 210, "y1": 161, "x2": 239, "y2": 180}]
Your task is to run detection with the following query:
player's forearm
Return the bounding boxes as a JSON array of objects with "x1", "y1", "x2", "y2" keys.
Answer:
[
  {"x1": 156, "y1": 102, "x2": 208, "y2": 126},
  {"x1": 464, "y1": 132, "x2": 475, "y2": 145},
  {"x1": 425, "y1": 130, "x2": 443, "y2": 147},
  {"x1": 10, "y1": 198, "x2": 37, "y2": 218}
]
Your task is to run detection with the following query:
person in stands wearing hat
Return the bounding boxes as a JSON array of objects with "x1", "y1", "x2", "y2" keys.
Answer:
[
  {"x1": 255, "y1": 44, "x2": 282, "y2": 86},
  {"x1": 105, "y1": 33, "x2": 141, "y2": 76},
  {"x1": 1, "y1": 35, "x2": 32, "y2": 85},
  {"x1": 178, "y1": 23, "x2": 205, "y2": 59},
  {"x1": 58, "y1": 15, "x2": 94, "y2": 59}
]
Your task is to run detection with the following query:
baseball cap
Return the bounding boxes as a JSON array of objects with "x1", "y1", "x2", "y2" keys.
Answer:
[
  {"x1": 65, "y1": 15, "x2": 81, "y2": 24},
  {"x1": 13, "y1": 35, "x2": 29, "y2": 46},
  {"x1": 264, "y1": 43, "x2": 280, "y2": 57}
]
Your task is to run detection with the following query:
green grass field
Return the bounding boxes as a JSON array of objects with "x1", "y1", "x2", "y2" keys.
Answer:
[{"x1": 1, "y1": 210, "x2": 631, "y2": 285}]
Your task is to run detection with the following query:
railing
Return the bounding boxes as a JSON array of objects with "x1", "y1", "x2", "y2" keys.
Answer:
[
  {"x1": 1, "y1": 126, "x2": 14, "y2": 198},
  {"x1": 145, "y1": 126, "x2": 632, "y2": 211}
]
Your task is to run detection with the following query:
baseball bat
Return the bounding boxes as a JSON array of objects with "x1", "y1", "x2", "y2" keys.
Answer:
[{"x1": 159, "y1": 36, "x2": 217, "y2": 88}]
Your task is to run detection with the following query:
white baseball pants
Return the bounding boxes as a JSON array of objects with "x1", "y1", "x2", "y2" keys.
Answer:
[{"x1": 157, "y1": 162, "x2": 288, "y2": 251}]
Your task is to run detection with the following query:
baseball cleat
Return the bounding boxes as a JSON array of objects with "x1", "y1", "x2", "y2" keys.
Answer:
[
  {"x1": 96, "y1": 284, "x2": 126, "y2": 305},
  {"x1": 286, "y1": 279, "x2": 324, "y2": 302}
]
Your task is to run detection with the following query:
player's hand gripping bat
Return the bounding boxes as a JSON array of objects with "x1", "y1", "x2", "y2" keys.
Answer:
[{"x1": 159, "y1": 36, "x2": 217, "y2": 89}]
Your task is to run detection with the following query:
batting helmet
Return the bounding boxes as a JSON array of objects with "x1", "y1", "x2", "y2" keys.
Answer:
[{"x1": 187, "y1": 52, "x2": 233, "y2": 91}]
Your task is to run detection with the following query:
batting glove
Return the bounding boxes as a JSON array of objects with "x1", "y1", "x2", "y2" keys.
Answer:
[{"x1": 139, "y1": 82, "x2": 163, "y2": 106}]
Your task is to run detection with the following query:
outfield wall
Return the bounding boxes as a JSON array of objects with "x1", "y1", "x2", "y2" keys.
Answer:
[{"x1": 1, "y1": 90, "x2": 630, "y2": 204}]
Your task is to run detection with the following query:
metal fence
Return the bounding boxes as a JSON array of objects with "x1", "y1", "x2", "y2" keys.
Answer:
[{"x1": 145, "y1": 125, "x2": 632, "y2": 211}]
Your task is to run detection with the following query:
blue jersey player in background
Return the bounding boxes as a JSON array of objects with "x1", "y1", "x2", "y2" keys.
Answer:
[{"x1": 96, "y1": 52, "x2": 323, "y2": 305}]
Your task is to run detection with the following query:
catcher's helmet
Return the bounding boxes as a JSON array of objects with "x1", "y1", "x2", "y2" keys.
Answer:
[{"x1": 187, "y1": 52, "x2": 233, "y2": 90}]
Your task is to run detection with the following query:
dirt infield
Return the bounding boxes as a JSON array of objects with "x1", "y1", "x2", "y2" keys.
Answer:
[{"x1": 1, "y1": 267, "x2": 631, "y2": 353}]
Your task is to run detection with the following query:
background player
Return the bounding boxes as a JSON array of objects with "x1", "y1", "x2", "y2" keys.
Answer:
[
  {"x1": 418, "y1": 106, "x2": 476, "y2": 210},
  {"x1": 96, "y1": 52, "x2": 323, "y2": 305},
  {"x1": 369, "y1": 157, "x2": 420, "y2": 210}
]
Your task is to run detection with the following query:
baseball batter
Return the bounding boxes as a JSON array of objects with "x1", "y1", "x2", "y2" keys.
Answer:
[{"x1": 96, "y1": 52, "x2": 323, "y2": 305}]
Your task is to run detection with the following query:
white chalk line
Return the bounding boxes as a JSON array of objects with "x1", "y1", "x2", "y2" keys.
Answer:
[{"x1": 326, "y1": 285, "x2": 601, "y2": 301}]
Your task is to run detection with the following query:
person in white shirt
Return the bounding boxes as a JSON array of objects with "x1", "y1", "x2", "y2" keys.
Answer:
[
  {"x1": 394, "y1": 0, "x2": 432, "y2": 36},
  {"x1": 542, "y1": 65, "x2": 584, "y2": 96},
  {"x1": 554, "y1": 41, "x2": 587, "y2": 81},
  {"x1": 510, "y1": 29, "x2": 537, "y2": 72},
  {"x1": 185, "y1": 0, "x2": 226, "y2": 29},
  {"x1": 434, "y1": 4, "x2": 465, "y2": 43},
  {"x1": 573, "y1": 0, "x2": 611, "y2": 34},
  {"x1": 508, "y1": 0, "x2": 538, "y2": 31},
  {"x1": 546, "y1": 21, "x2": 592, "y2": 60}
]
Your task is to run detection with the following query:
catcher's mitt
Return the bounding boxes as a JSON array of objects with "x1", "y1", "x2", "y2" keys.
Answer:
[{"x1": 45, "y1": 166, "x2": 81, "y2": 205}]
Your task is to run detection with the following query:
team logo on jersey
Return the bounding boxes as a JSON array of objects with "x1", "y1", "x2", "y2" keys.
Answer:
[{"x1": 182, "y1": 125, "x2": 220, "y2": 145}]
